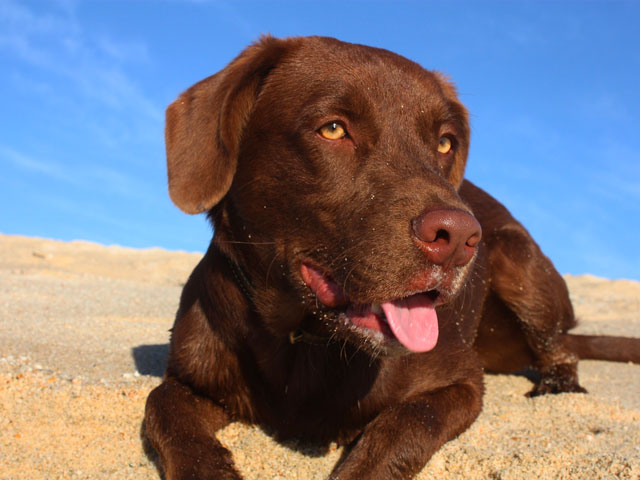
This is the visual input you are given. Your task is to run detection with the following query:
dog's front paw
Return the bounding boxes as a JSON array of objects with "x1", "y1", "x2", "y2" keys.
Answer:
[
  {"x1": 158, "y1": 443, "x2": 243, "y2": 480},
  {"x1": 526, "y1": 363, "x2": 587, "y2": 397},
  {"x1": 164, "y1": 460, "x2": 243, "y2": 480}
]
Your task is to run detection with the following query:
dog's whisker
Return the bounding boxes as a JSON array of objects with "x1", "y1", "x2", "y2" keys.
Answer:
[{"x1": 264, "y1": 251, "x2": 281, "y2": 287}]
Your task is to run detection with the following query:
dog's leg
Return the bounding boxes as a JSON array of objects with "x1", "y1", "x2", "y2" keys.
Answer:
[
  {"x1": 329, "y1": 381, "x2": 483, "y2": 480},
  {"x1": 145, "y1": 377, "x2": 241, "y2": 479},
  {"x1": 487, "y1": 225, "x2": 587, "y2": 396}
]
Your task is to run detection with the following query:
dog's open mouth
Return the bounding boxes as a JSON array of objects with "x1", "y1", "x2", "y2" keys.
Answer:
[{"x1": 301, "y1": 263, "x2": 440, "y2": 352}]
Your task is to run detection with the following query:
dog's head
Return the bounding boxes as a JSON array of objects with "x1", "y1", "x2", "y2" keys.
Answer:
[{"x1": 166, "y1": 36, "x2": 481, "y2": 355}]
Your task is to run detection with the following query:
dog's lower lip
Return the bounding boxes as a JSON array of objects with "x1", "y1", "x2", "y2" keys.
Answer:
[
  {"x1": 348, "y1": 293, "x2": 440, "y2": 352},
  {"x1": 346, "y1": 304, "x2": 393, "y2": 337}
]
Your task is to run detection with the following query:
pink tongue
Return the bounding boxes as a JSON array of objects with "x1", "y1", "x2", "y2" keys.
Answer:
[{"x1": 382, "y1": 294, "x2": 439, "y2": 352}]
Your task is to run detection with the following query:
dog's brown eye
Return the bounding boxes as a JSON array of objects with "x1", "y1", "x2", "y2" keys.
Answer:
[
  {"x1": 438, "y1": 136, "x2": 452, "y2": 154},
  {"x1": 319, "y1": 122, "x2": 347, "y2": 140}
]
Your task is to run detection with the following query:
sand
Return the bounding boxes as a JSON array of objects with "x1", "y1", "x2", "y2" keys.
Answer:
[{"x1": 0, "y1": 233, "x2": 638, "y2": 479}]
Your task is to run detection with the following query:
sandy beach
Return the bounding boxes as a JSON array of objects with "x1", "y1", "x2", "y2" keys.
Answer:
[{"x1": 1, "y1": 233, "x2": 638, "y2": 479}]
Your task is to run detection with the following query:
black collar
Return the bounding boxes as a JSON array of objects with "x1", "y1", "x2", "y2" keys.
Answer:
[
  {"x1": 223, "y1": 250, "x2": 255, "y2": 302},
  {"x1": 223, "y1": 252, "x2": 332, "y2": 347}
]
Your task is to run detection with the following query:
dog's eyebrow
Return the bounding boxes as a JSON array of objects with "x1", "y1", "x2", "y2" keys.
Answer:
[
  {"x1": 416, "y1": 107, "x2": 463, "y2": 140},
  {"x1": 443, "y1": 100, "x2": 468, "y2": 126},
  {"x1": 302, "y1": 89, "x2": 375, "y2": 124}
]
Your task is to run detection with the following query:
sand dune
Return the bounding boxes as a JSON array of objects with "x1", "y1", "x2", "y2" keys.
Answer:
[{"x1": 1, "y1": 234, "x2": 638, "y2": 479}]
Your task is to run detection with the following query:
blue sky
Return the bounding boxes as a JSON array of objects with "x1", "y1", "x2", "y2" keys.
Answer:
[{"x1": 1, "y1": 1, "x2": 639, "y2": 280}]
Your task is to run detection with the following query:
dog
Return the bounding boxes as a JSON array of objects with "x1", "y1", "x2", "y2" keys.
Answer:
[{"x1": 144, "y1": 35, "x2": 640, "y2": 479}]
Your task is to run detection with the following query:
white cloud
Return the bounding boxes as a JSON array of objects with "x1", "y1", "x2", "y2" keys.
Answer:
[
  {"x1": 96, "y1": 35, "x2": 149, "y2": 63},
  {"x1": 0, "y1": 0, "x2": 162, "y2": 122},
  {"x1": 1, "y1": 145, "x2": 79, "y2": 185},
  {"x1": 1, "y1": 145, "x2": 153, "y2": 202}
]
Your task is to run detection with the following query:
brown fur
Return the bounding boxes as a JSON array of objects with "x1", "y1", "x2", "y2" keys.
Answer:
[{"x1": 145, "y1": 36, "x2": 640, "y2": 479}]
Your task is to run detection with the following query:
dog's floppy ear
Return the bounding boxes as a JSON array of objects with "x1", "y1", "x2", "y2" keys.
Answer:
[{"x1": 165, "y1": 35, "x2": 294, "y2": 214}]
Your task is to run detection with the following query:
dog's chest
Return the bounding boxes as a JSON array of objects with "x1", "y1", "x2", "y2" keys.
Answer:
[{"x1": 246, "y1": 345, "x2": 400, "y2": 438}]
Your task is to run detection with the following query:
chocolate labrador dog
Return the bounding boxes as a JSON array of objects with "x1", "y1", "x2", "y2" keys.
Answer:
[{"x1": 145, "y1": 36, "x2": 640, "y2": 479}]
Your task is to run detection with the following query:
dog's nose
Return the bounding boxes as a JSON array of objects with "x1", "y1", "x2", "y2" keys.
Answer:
[{"x1": 412, "y1": 208, "x2": 482, "y2": 267}]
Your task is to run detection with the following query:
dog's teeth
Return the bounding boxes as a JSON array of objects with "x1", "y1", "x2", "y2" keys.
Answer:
[{"x1": 371, "y1": 303, "x2": 386, "y2": 322}]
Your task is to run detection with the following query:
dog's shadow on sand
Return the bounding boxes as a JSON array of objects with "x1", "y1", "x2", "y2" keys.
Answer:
[
  {"x1": 132, "y1": 344, "x2": 167, "y2": 478},
  {"x1": 132, "y1": 344, "x2": 169, "y2": 377}
]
